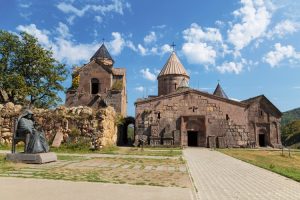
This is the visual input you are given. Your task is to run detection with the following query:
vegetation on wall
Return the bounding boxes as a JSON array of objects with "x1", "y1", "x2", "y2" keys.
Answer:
[
  {"x1": 0, "y1": 30, "x2": 67, "y2": 108},
  {"x1": 111, "y1": 80, "x2": 123, "y2": 91}
]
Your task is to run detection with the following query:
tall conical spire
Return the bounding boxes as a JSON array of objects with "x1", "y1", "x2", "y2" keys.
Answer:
[
  {"x1": 157, "y1": 52, "x2": 189, "y2": 78},
  {"x1": 90, "y1": 43, "x2": 114, "y2": 65},
  {"x1": 213, "y1": 83, "x2": 228, "y2": 99}
]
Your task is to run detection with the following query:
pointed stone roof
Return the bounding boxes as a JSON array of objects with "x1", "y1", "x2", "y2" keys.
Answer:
[
  {"x1": 90, "y1": 44, "x2": 114, "y2": 63},
  {"x1": 158, "y1": 52, "x2": 189, "y2": 78},
  {"x1": 213, "y1": 83, "x2": 228, "y2": 99}
]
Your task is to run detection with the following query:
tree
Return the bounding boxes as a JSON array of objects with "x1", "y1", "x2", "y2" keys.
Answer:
[{"x1": 0, "y1": 30, "x2": 67, "y2": 108}]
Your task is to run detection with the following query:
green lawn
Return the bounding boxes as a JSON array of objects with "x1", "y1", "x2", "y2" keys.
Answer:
[
  {"x1": 0, "y1": 143, "x2": 182, "y2": 157},
  {"x1": 219, "y1": 149, "x2": 300, "y2": 182}
]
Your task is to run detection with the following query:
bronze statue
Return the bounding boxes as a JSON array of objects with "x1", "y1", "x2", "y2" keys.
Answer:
[{"x1": 12, "y1": 110, "x2": 49, "y2": 154}]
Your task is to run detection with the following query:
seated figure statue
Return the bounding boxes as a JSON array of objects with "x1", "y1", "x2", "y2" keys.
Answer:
[{"x1": 13, "y1": 110, "x2": 49, "y2": 154}]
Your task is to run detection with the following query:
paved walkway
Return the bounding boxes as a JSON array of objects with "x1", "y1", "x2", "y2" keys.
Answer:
[
  {"x1": 184, "y1": 148, "x2": 300, "y2": 200},
  {"x1": 0, "y1": 177, "x2": 193, "y2": 200}
]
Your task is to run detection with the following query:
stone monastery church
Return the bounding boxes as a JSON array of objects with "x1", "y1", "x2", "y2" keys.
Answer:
[{"x1": 66, "y1": 44, "x2": 282, "y2": 148}]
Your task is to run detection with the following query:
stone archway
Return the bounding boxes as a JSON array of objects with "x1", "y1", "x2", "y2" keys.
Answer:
[
  {"x1": 258, "y1": 129, "x2": 268, "y2": 147},
  {"x1": 117, "y1": 117, "x2": 135, "y2": 146},
  {"x1": 181, "y1": 116, "x2": 206, "y2": 147}
]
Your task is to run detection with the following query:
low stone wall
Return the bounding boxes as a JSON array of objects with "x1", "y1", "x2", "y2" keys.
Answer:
[{"x1": 0, "y1": 102, "x2": 118, "y2": 148}]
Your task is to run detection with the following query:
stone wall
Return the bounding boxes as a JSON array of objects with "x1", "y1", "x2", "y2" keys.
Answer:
[
  {"x1": 0, "y1": 102, "x2": 118, "y2": 148},
  {"x1": 135, "y1": 89, "x2": 252, "y2": 147}
]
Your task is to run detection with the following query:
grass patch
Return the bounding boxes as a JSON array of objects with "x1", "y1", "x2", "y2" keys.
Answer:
[
  {"x1": 219, "y1": 149, "x2": 300, "y2": 182},
  {"x1": 0, "y1": 154, "x2": 190, "y2": 188}
]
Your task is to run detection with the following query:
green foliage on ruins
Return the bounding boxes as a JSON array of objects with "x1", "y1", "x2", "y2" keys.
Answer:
[
  {"x1": 111, "y1": 80, "x2": 123, "y2": 91},
  {"x1": 0, "y1": 30, "x2": 67, "y2": 108}
]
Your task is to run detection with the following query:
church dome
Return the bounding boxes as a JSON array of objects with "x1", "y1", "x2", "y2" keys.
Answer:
[
  {"x1": 157, "y1": 52, "x2": 189, "y2": 78},
  {"x1": 90, "y1": 43, "x2": 114, "y2": 66}
]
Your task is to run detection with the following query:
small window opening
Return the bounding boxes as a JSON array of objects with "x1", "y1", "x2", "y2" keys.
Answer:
[
  {"x1": 260, "y1": 110, "x2": 263, "y2": 117},
  {"x1": 226, "y1": 114, "x2": 230, "y2": 121},
  {"x1": 91, "y1": 78, "x2": 100, "y2": 94},
  {"x1": 157, "y1": 112, "x2": 161, "y2": 119},
  {"x1": 175, "y1": 83, "x2": 177, "y2": 90}
]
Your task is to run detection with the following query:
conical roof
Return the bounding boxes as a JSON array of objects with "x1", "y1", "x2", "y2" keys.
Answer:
[
  {"x1": 158, "y1": 52, "x2": 189, "y2": 78},
  {"x1": 213, "y1": 83, "x2": 228, "y2": 99},
  {"x1": 90, "y1": 43, "x2": 114, "y2": 62}
]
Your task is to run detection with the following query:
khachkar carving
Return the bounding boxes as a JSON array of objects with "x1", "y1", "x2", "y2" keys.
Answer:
[
  {"x1": 7, "y1": 110, "x2": 57, "y2": 164},
  {"x1": 12, "y1": 110, "x2": 49, "y2": 154}
]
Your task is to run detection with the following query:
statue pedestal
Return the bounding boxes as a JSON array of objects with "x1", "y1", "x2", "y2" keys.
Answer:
[{"x1": 6, "y1": 152, "x2": 57, "y2": 164}]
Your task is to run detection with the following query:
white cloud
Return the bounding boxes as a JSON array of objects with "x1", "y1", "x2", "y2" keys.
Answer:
[
  {"x1": 135, "y1": 86, "x2": 145, "y2": 92},
  {"x1": 144, "y1": 31, "x2": 157, "y2": 44},
  {"x1": 152, "y1": 25, "x2": 166, "y2": 29},
  {"x1": 138, "y1": 44, "x2": 147, "y2": 56},
  {"x1": 16, "y1": 23, "x2": 133, "y2": 65},
  {"x1": 181, "y1": 23, "x2": 222, "y2": 65},
  {"x1": 216, "y1": 62, "x2": 243, "y2": 74},
  {"x1": 183, "y1": 23, "x2": 223, "y2": 43},
  {"x1": 228, "y1": 0, "x2": 272, "y2": 51},
  {"x1": 160, "y1": 44, "x2": 172, "y2": 54},
  {"x1": 94, "y1": 16, "x2": 103, "y2": 23},
  {"x1": 263, "y1": 43, "x2": 300, "y2": 67},
  {"x1": 140, "y1": 68, "x2": 156, "y2": 81},
  {"x1": 56, "y1": 22, "x2": 71, "y2": 39},
  {"x1": 293, "y1": 86, "x2": 300, "y2": 89},
  {"x1": 56, "y1": 0, "x2": 130, "y2": 24},
  {"x1": 19, "y1": 3, "x2": 32, "y2": 8},
  {"x1": 182, "y1": 42, "x2": 216, "y2": 65},
  {"x1": 108, "y1": 32, "x2": 125, "y2": 56},
  {"x1": 16, "y1": 24, "x2": 51, "y2": 47},
  {"x1": 267, "y1": 20, "x2": 299, "y2": 39}
]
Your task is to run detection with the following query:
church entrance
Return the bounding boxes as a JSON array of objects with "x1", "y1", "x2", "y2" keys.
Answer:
[
  {"x1": 188, "y1": 131, "x2": 198, "y2": 146},
  {"x1": 259, "y1": 133, "x2": 266, "y2": 147},
  {"x1": 181, "y1": 116, "x2": 206, "y2": 147}
]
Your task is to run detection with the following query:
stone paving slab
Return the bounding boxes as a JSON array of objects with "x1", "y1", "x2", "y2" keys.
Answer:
[
  {"x1": 183, "y1": 148, "x2": 300, "y2": 200},
  {"x1": 0, "y1": 177, "x2": 193, "y2": 200}
]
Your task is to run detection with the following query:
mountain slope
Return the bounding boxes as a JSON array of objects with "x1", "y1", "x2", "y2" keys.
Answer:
[{"x1": 281, "y1": 107, "x2": 300, "y2": 126}]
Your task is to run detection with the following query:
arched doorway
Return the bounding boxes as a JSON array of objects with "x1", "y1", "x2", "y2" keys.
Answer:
[
  {"x1": 117, "y1": 117, "x2": 135, "y2": 146},
  {"x1": 258, "y1": 129, "x2": 267, "y2": 147},
  {"x1": 185, "y1": 117, "x2": 206, "y2": 147}
]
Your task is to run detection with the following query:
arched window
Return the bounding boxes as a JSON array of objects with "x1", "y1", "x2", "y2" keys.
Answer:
[
  {"x1": 91, "y1": 78, "x2": 100, "y2": 94},
  {"x1": 226, "y1": 114, "x2": 230, "y2": 121}
]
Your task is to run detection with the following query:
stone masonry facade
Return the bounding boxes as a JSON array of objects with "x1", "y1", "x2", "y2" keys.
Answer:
[
  {"x1": 135, "y1": 52, "x2": 282, "y2": 148},
  {"x1": 65, "y1": 44, "x2": 127, "y2": 117}
]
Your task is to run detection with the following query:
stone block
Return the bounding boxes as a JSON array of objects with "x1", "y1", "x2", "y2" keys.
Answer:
[{"x1": 6, "y1": 152, "x2": 57, "y2": 164}]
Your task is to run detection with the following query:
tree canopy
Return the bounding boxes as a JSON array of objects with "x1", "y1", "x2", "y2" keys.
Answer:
[{"x1": 0, "y1": 30, "x2": 67, "y2": 108}]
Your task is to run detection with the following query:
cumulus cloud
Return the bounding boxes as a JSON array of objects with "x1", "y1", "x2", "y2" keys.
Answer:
[
  {"x1": 263, "y1": 43, "x2": 300, "y2": 67},
  {"x1": 182, "y1": 42, "x2": 216, "y2": 65},
  {"x1": 216, "y1": 62, "x2": 243, "y2": 74},
  {"x1": 144, "y1": 31, "x2": 157, "y2": 44},
  {"x1": 267, "y1": 20, "x2": 299, "y2": 39},
  {"x1": 135, "y1": 86, "x2": 145, "y2": 92},
  {"x1": 17, "y1": 24, "x2": 51, "y2": 46},
  {"x1": 181, "y1": 23, "x2": 222, "y2": 65},
  {"x1": 140, "y1": 68, "x2": 156, "y2": 81},
  {"x1": 107, "y1": 32, "x2": 125, "y2": 55},
  {"x1": 228, "y1": 0, "x2": 272, "y2": 51},
  {"x1": 16, "y1": 23, "x2": 132, "y2": 65},
  {"x1": 56, "y1": 0, "x2": 130, "y2": 24},
  {"x1": 183, "y1": 23, "x2": 223, "y2": 43}
]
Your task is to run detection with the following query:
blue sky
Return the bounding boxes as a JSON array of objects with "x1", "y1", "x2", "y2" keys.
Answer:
[{"x1": 1, "y1": 0, "x2": 300, "y2": 116}]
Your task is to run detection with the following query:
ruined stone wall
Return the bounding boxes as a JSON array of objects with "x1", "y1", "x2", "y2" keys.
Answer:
[
  {"x1": 0, "y1": 102, "x2": 117, "y2": 148},
  {"x1": 135, "y1": 90, "x2": 251, "y2": 147}
]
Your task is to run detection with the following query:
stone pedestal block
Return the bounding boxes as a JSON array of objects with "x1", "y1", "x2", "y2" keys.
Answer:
[{"x1": 6, "y1": 152, "x2": 57, "y2": 164}]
